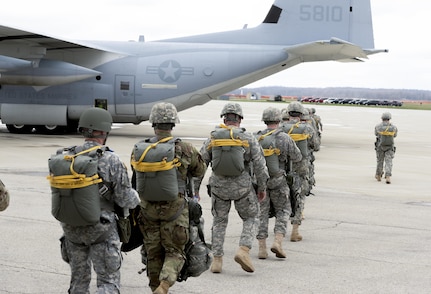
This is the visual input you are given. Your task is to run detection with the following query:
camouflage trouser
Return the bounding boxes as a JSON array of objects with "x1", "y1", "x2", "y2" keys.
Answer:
[
  {"x1": 376, "y1": 148, "x2": 395, "y2": 177},
  {"x1": 0, "y1": 179, "x2": 9, "y2": 212},
  {"x1": 257, "y1": 181, "x2": 290, "y2": 239},
  {"x1": 140, "y1": 197, "x2": 189, "y2": 290},
  {"x1": 211, "y1": 192, "x2": 259, "y2": 257},
  {"x1": 291, "y1": 159, "x2": 309, "y2": 225},
  {"x1": 62, "y1": 217, "x2": 121, "y2": 294}
]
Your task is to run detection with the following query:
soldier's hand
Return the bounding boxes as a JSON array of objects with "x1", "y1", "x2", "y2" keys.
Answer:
[{"x1": 257, "y1": 191, "x2": 266, "y2": 203}]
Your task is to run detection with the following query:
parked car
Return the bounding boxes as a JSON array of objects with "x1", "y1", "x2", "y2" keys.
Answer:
[
  {"x1": 323, "y1": 98, "x2": 336, "y2": 104},
  {"x1": 364, "y1": 99, "x2": 380, "y2": 105},
  {"x1": 390, "y1": 100, "x2": 403, "y2": 106},
  {"x1": 340, "y1": 98, "x2": 354, "y2": 104}
]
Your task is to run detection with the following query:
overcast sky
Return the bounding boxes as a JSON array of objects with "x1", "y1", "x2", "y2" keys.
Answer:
[{"x1": 1, "y1": 0, "x2": 429, "y2": 91}]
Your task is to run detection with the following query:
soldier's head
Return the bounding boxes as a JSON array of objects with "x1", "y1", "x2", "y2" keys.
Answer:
[
  {"x1": 262, "y1": 107, "x2": 282, "y2": 125},
  {"x1": 287, "y1": 101, "x2": 305, "y2": 118},
  {"x1": 281, "y1": 108, "x2": 290, "y2": 121},
  {"x1": 78, "y1": 107, "x2": 112, "y2": 142},
  {"x1": 220, "y1": 103, "x2": 243, "y2": 125},
  {"x1": 149, "y1": 102, "x2": 180, "y2": 131},
  {"x1": 381, "y1": 112, "x2": 391, "y2": 121}
]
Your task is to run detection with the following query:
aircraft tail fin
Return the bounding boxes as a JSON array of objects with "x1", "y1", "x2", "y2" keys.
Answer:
[
  {"x1": 163, "y1": 0, "x2": 377, "y2": 51},
  {"x1": 255, "y1": 0, "x2": 376, "y2": 49}
]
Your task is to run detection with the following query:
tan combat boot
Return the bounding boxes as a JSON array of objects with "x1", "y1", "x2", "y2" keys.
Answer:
[
  {"x1": 375, "y1": 174, "x2": 381, "y2": 181},
  {"x1": 290, "y1": 224, "x2": 303, "y2": 242},
  {"x1": 234, "y1": 246, "x2": 255, "y2": 272},
  {"x1": 385, "y1": 176, "x2": 391, "y2": 184},
  {"x1": 153, "y1": 280, "x2": 169, "y2": 294},
  {"x1": 258, "y1": 239, "x2": 268, "y2": 259},
  {"x1": 211, "y1": 256, "x2": 223, "y2": 273},
  {"x1": 270, "y1": 233, "x2": 287, "y2": 258}
]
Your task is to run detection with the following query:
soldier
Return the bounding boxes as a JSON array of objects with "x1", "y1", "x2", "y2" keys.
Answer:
[
  {"x1": 0, "y1": 179, "x2": 10, "y2": 211},
  {"x1": 54, "y1": 108, "x2": 140, "y2": 293},
  {"x1": 310, "y1": 107, "x2": 323, "y2": 136},
  {"x1": 255, "y1": 107, "x2": 302, "y2": 259},
  {"x1": 132, "y1": 102, "x2": 206, "y2": 293},
  {"x1": 281, "y1": 102, "x2": 317, "y2": 242},
  {"x1": 197, "y1": 102, "x2": 269, "y2": 273},
  {"x1": 375, "y1": 112, "x2": 398, "y2": 184}
]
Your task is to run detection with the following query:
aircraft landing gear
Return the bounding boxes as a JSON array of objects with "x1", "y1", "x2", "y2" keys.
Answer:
[{"x1": 6, "y1": 124, "x2": 34, "y2": 134}]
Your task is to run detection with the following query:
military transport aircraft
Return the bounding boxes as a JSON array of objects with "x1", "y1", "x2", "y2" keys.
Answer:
[{"x1": 0, "y1": 0, "x2": 386, "y2": 134}]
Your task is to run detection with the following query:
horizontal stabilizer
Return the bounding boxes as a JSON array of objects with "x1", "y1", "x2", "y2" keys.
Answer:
[{"x1": 286, "y1": 38, "x2": 371, "y2": 63}]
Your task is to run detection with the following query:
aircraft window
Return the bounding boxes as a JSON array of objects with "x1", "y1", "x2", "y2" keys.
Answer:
[{"x1": 120, "y1": 81, "x2": 130, "y2": 90}]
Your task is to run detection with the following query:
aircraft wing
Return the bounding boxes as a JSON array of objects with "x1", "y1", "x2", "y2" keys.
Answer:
[{"x1": 0, "y1": 25, "x2": 125, "y2": 86}]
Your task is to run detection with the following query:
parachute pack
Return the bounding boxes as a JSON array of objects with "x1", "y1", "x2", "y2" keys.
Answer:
[
  {"x1": 131, "y1": 137, "x2": 181, "y2": 201},
  {"x1": 208, "y1": 124, "x2": 249, "y2": 176},
  {"x1": 47, "y1": 146, "x2": 105, "y2": 226},
  {"x1": 177, "y1": 199, "x2": 213, "y2": 282},
  {"x1": 282, "y1": 121, "x2": 310, "y2": 158},
  {"x1": 256, "y1": 129, "x2": 281, "y2": 176},
  {"x1": 377, "y1": 124, "x2": 396, "y2": 149}
]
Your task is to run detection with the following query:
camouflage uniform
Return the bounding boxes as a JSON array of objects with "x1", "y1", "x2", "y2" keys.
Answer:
[
  {"x1": 133, "y1": 103, "x2": 206, "y2": 292},
  {"x1": 281, "y1": 105, "x2": 317, "y2": 226},
  {"x1": 255, "y1": 127, "x2": 302, "y2": 239},
  {"x1": 61, "y1": 140, "x2": 140, "y2": 294},
  {"x1": 375, "y1": 113, "x2": 398, "y2": 181},
  {"x1": 199, "y1": 110, "x2": 269, "y2": 259},
  {"x1": 0, "y1": 179, "x2": 9, "y2": 211}
]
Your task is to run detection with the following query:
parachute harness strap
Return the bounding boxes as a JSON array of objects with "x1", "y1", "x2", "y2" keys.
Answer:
[
  {"x1": 47, "y1": 146, "x2": 103, "y2": 189},
  {"x1": 132, "y1": 136, "x2": 181, "y2": 172},
  {"x1": 258, "y1": 129, "x2": 280, "y2": 157},
  {"x1": 207, "y1": 124, "x2": 250, "y2": 150},
  {"x1": 287, "y1": 122, "x2": 309, "y2": 142},
  {"x1": 378, "y1": 124, "x2": 396, "y2": 136}
]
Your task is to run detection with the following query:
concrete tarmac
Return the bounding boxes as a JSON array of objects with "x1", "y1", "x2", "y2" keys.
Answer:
[{"x1": 1, "y1": 100, "x2": 430, "y2": 293}]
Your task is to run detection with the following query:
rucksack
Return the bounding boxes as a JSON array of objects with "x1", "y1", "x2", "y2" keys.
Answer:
[
  {"x1": 177, "y1": 199, "x2": 213, "y2": 282},
  {"x1": 208, "y1": 124, "x2": 249, "y2": 176},
  {"x1": 48, "y1": 146, "x2": 105, "y2": 226},
  {"x1": 256, "y1": 129, "x2": 281, "y2": 177},
  {"x1": 131, "y1": 137, "x2": 181, "y2": 201}
]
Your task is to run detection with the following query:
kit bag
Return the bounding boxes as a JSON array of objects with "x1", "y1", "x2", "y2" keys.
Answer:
[{"x1": 177, "y1": 199, "x2": 213, "y2": 282}]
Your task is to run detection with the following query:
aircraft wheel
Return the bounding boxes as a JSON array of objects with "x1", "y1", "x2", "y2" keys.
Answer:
[
  {"x1": 6, "y1": 124, "x2": 34, "y2": 134},
  {"x1": 35, "y1": 125, "x2": 66, "y2": 134}
]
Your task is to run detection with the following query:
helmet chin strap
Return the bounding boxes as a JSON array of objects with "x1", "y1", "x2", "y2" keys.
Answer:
[{"x1": 81, "y1": 128, "x2": 109, "y2": 144}]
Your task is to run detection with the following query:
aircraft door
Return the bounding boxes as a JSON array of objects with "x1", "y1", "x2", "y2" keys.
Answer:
[{"x1": 115, "y1": 75, "x2": 136, "y2": 115}]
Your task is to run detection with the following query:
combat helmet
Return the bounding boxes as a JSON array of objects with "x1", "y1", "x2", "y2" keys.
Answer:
[
  {"x1": 381, "y1": 112, "x2": 392, "y2": 120},
  {"x1": 149, "y1": 102, "x2": 180, "y2": 124},
  {"x1": 287, "y1": 101, "x2": 306, "y2": 115},
  {"x1": 220, "y1": 103, "x2": 244, "y2": 119},
  {"x1": 262, "y1": 107, "x2": 282, "y2": 123},
  {"x1": 78, "y1": 107, "x2": 113, "y2": 133},
  {"x1": 281, "y1": 108, "x2": 290, "y2": 120}
]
